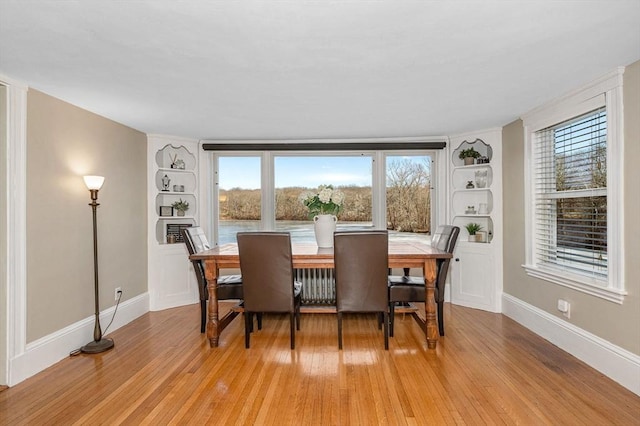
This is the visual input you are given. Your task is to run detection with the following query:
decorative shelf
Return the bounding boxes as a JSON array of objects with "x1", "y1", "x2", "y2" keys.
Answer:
[
  {"x1": 155, "y1": 144, "x2": 196, "y2": 170},
  {"x1": 153, "y1": 144, "x2": 198, "y2": 244},
  {"x1": 157, "y1": 167, "x2": 194, "y2": 173},
  {"x1": 157, "y1": 215, "x2": 195, "y2": 220},
  {"x1": 452, "y1": 138, "x2": 496, "y2": 241},
  {"x1": 451, "y1": 138, "x2": 493, "y2": 167}
]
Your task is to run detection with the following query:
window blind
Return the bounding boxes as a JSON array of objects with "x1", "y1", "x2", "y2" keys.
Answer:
[{"x1": 533, "y1": 107, "x2": 607, "y2": 278}]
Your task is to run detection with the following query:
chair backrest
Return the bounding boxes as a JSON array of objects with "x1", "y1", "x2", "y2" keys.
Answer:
[
  {"x1": 237, "y1": 232, "x2": 296, "y2": 313},
  {"x1": 183, "y1": 226, "x2": 210, "y2": 255},
  {"x1": 431, "y1": 225, "x2": 460, "y2": 286},
  {"x1": 431, "y1": 225, "x2": 459, "y2": 253},
  {"x1": 182, "y1": 226, "x2": 210, "y2": 300},
  {"x1": 334, "y1": 230, "x2": 389, "y2": 313}
]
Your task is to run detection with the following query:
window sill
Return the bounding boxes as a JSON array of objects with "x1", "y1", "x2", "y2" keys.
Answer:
[{"x1": 522, "y1": 265, "x2": 626, "y2": 304}]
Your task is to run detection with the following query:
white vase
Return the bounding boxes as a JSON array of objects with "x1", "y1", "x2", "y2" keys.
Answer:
[
  {"x1": 313, "y1": 214, "x2": 337, "y2": 248},
  {"x1": 475, "y1": 170, "x2": 487, "y2": 188}
]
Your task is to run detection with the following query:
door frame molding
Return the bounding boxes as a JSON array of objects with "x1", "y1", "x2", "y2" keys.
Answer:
[{"x1": 1, "y1": 75, "x2": 28, "y2": 386}]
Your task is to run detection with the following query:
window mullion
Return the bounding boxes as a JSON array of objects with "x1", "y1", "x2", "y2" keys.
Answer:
[
  {"x1": 261, "y1": 152, "x2": 274, "y2": 230},
  {"x1": 372, "y1": 151, "x2": 385, "y2": 229}
]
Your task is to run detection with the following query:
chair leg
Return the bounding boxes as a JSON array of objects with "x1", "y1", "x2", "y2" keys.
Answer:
[
  {"x1": 248, "y1": 312, "x2": 254, "y2": 333},
  {"x1": 389, "y1": 302, "x2": 395, "y2": 337},
  {"x1": 257, "y1": 313, "x2": 263, "y2": 330},
  {"x1": 295, "y1": 299, "x2": 301, "y2": 331},
  {"x1": 437, "y1": 300, "x2": 445, "y2": 336},
  {"x1": 383, "y1": 311, "x2": 389, "y2": 350},
  {"x1": 377, "y1": 312, "x2": 382, "y2": 330},
  {"x1": 200, "y1": 300, "x2": 206, "y2": 333},
  {"x1": 338, "y1": 312, "x2": 343, "y2": 350},
  {"x1": 244, "y1": 312, "x2": 251, "y2": 348},
  {"x1": 290, "y1": 312, "x2": 295, "y2": 350}
]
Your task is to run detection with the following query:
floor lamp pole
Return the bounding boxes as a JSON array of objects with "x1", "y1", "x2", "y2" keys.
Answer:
[{"x1": 81, "y1": 176, "x2": 114, "y2": 354}]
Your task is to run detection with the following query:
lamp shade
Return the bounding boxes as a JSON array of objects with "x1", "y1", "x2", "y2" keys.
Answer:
[{"x1": 83, "y1": 175, "x2": 105, "y2": 190}]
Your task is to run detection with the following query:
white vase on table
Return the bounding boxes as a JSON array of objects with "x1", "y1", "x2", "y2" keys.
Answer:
[{"x1": 313, "y1": 214, "x2": 337, "y2": 248}]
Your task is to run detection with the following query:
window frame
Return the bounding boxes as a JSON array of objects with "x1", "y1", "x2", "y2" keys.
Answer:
[
  {"x1": 383, "y1": 152, "x2": 434, "y2": 236},
  {"x1": 201, "y1": 143, "x2": 445, "y2": 247},
  {"x1": 214, "y1": 153, "x2": 264, "y2": 243},
  {"x1": 271, "y1": 152, "x2": 377, "y2": 231},
  {"x1": 522, "y1": 67, "x2": 626, "y2": 303}
]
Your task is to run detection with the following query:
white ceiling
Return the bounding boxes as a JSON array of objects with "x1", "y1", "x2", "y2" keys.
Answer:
[{"x1": 1, "y1": 1, "x2": 639, "y2": 140}]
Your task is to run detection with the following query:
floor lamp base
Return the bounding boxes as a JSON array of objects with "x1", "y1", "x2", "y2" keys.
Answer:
[{"x1": 81, "y1": 338, "x2": 114, "y2": 354}]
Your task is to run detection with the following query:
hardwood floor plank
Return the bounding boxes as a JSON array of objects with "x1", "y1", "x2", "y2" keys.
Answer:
[{"x1": 1, "y1": 303, "x2": 638, "y2": 425}]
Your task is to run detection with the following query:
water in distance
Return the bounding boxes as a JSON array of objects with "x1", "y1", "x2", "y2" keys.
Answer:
[{"x1": 218, "y1": 220, "x2": 431, "y2": 245}]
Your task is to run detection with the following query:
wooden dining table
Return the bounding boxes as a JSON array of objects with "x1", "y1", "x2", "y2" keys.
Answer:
[{"x1": 190, "y1": 241, "x2": 452, "y2": 349}]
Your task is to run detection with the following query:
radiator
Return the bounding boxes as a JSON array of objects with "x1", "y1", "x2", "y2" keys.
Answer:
[{"x1": 295, "y1": 268, "x2": 335, "y2": 305}]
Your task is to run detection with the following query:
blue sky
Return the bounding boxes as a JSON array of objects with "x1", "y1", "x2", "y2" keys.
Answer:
[
  {"x1": 218, "y1": 155, "x2": 429, "y2": 190},
  {"x1": 218, "y1": 156, "x2": 373, "y2": 190}
]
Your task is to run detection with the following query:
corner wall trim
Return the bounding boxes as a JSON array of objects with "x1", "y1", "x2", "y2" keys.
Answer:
[
  {"x1": 502, "y1": 293, "x2": 640, "y2": 396},
  {"x1": 8, "y1": 293, "x2": 149, "y2": 386}
]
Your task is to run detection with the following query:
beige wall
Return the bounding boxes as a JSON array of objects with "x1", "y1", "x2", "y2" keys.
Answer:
[
  {"x1": 502, "y1": 60, "x2": 640, "y2": 355},
  {"x1": 26, "y1": 90, "x2": 147, "y2": 342}
]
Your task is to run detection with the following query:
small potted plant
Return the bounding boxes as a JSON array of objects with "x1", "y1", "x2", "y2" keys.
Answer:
[
  {"x1": 465, "y1": 222, "x2": 483, "y2": 242},
  {"x1": 459, "y1": 147, "x2": 481, "y2": 165},
  {"x1": 171, "y1": 198, "x2": 190, "y2": 216}
]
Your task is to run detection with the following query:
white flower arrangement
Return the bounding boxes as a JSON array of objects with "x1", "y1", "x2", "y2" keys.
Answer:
[{"x1": 299, "y1": 185, "x2": 345, "y2": 218}]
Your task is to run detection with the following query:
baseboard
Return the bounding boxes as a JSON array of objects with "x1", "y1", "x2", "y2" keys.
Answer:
[
  {"x1": 8, "y1": 292, "x2": 149, "y2": 387},
  {"x1": 502, "y1": 293, "x2": 640, "y2": 396}
]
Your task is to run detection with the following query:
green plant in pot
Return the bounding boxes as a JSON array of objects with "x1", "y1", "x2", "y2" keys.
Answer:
[
  {"x1": 172, "y1": 198, "x2": 190, "y2": 216},
  {"x1": 459, "y1": 147, "x2": 481, "y2": 165},
  {"x1": 465, "y1": 222, "x2": 482, "y2": 242}
]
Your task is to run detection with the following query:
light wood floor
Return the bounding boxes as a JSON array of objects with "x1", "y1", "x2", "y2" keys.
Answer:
[{"x1": 1, "y1": 303, "x2": 638, "y2": 425}]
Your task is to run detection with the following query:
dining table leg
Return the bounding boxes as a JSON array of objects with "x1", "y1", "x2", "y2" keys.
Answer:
[
  {"x1": 423, "y1": 259, "x2": 438, "y2": 349},
  {"x1": 204, "y1": 260, "x2": 220, "y2": 348}
]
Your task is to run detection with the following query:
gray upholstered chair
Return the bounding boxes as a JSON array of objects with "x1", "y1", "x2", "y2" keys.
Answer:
[
  {"x1": 237, "y1": 232, "x2": 302, "y2": 349},
  {"x1": 182, "y1": 226, "x2": 243, "y2": 333},
  {"x1": 388, "y1": 225, "x2": 459, "y2": 337},
  {"x1": 334, "y1": 230, "x2": 389, "y2": 350}
]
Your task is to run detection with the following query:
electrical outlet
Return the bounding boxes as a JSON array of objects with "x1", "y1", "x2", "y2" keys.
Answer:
[
  {"x1": 115, "y1": 287, "x2": 122, "y2": 301},
  {"x1": 557, "y1": 299, "x2": 570, "y2": 318}
]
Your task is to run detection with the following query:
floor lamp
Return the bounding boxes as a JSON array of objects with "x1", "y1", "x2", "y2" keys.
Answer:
[{"x1": 81, "y1": 175, "x2": 114, "y2": 354}]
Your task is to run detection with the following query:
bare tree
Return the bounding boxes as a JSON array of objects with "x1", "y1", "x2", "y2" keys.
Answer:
[
  {"x1": 554, "y1": 140, "x2": 607, "y2": 254},
  {"x1": 386, "y1": 159, "x2": 431, "y2": 233},
  {"x1": 222, "y1": 161, "x2": 432, "y2": 234}
]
